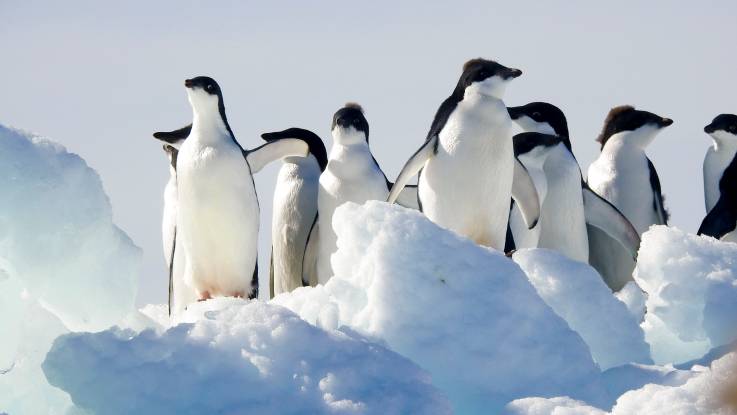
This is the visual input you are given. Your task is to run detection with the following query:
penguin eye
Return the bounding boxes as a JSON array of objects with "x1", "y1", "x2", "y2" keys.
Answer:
[
  {"x1": 353, "y1": 119, "x2": 361, "y2": 126},
  {"x1": 730, "y1": 125, "x2": 737, "y2": 133},
  {"x1": 532, "y1": 112, "x2": 541, "y2": 119},
  {"x1": 206, "y1": 84, "x2": 213, "y2": 92}
]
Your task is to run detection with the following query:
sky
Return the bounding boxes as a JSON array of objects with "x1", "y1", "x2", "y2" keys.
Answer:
[{"x1": 2, "y1": 0, "x2": 736, "y2": 306}]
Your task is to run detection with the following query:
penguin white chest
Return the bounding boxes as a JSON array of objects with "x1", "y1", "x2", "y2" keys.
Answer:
[
  {"x1": 704, "y1": 146, "x2": 737, "y2": 212},
  {"x1": 419, "y1": 96, "x2": 514, "y2": 248},
  {"x1": 317, "y1": 144, "x2": 387, "y2": 280},
  {"x1": 176, "y1": 135, "x2": 259, "y2": 297},
  {"x1": 588, "y1": 149, "x2": 654, "y2": 233},
  {"x1": 538, "y1": 145, "x2": 588, "y2": 261}
]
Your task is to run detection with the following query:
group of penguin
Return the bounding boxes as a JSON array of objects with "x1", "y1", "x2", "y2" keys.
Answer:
[{"x1": 152, "y1": 58, "x2": 737, "y2": 315}]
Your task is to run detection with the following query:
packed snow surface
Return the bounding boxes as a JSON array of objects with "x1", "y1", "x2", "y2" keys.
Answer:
[
  {"x1": 505, "y1": 352, "x2": 737, "y2": 415},
  {"x1": 513, "y1": 248, "x2": 652, "y2": 370},
  {"x1": 275, "y1": 201, "x2": 606, "y2": 413},
  {"x1": 635, "y1": 226, "x2": 737, "y2": 364},
  {"x1": 43, "y1": 300, "x2": 452, "y2": 415},
  {"x1": 0, "y1": 125, "x2": 141, "y2": 414}
]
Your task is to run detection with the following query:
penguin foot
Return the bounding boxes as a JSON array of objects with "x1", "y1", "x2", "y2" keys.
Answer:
[
  {"x1": 505, "y1": 249, "x2": 517, "y2": 258},
  {"x1": 232, "y1": 291, "x2": 246, "y2": 299},
  {"x1": 198, "y1": 291, "x2": 212, "y2": 302}
]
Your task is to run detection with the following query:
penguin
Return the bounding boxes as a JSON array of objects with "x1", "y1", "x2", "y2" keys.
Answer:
[
  {"x1": 698, "y1": 114, "x2": 737, "y2": 242},
  {"x1": 259, "y1": 128, "x2": 327, "y2": 298},
  {"x1": 506, "y1": 102, "x2": 640, "y2": 266},
  {"x1": 587, "y1": 105, "x2": 672, "y2": 291},
  {"x1": 387, "y1": 58, "x2": 540, "y2": 249},
  {"x1": 171, "y1": 76, "x2": 309, "y2": 300},
  {"x1": 314, "y1": 103, "x2": 419, "y2": 282},
  {"x1": 150, "y1": 128, "x2": 198, "y2": 315}
]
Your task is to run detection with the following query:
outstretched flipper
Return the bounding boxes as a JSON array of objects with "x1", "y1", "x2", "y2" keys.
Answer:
[
  {"x1": 698, "y1": 200, "x2": 737, "y2": 240},
  {"x1": 302, "y1": 216, "x2": 320, "y2": 287},
  {"x1": 582, "y1": 185, "x2": 641, "y2": 260},
  {"x1": 387, "y1": 135, "x2": 438, "y2": 204},
  {"x1": 393, "y1": 184, "x2": 420, "y2": 210},
  {"x1": 246, "y1": 139, "x2": 309, "y2": 174},
  {"x1": 153, "y1": 124, "x2": 192, "y2": 148},
  {"x1": 511, "y1": 157, "x2": 540, "y2": 229}
]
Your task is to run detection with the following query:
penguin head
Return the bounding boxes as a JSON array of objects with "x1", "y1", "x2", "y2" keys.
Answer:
[
  {"x1": 261, "y1": 128, "x2": 328, "y2": 171},
  {"x1": 596, "y1": 105, "x2": 673, "y2": 150},
  {"x1": 508, "y1": 102, "x2": 569, "y2": 138},
  {"x1": 457, "y1": 58, "x2": 522, "y2": 100},
  {"x1": 513, "y1": 132, "x2": 565, "y2": 159},
  {"x1": 331, "y1": 103, "x2": 369, "y2": 145},
  {"x1": 184, "y1": 76, "x2": 222, "y2": 110},
  {"x1": 704, "y1": 114, "x2": 737, "y2": 144}
]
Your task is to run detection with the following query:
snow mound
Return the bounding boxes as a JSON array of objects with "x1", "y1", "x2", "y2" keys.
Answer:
[
  {"x1": 506, "y1": 352, "x2": 737, "y2": 415},
  {"x1": 614, "y1": 281, "x2": 647, "y2": 322},
  {"x1": 513, "y1": 249, "x2": 652, "y2": 370},
  {"x1": 275, "y1": 201, "x2": 606, "y2": 413},
  {"x1": 635, "y1": 226, "x2": 737, "y2": 364},
  {"x1": 0, "y1": 125, "x2": 141, "y2": 413},
  {"x1": 43, "y1": 300, "x2": 452, "y2": 415}
]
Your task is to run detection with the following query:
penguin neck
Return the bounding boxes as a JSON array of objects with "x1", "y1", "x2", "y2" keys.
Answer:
[
  {"x1": 601, "y1": 128, "x2": 658, "y2": 157},
  {"x1": 191, "y1": 106, "x2": 233, "y2": 144},
  {"x1": 284, "y1": 154, "x2": 320, "y2": 170},
  {"x1": 711, "y1": 132, "x2": 737, "y2": 155}
]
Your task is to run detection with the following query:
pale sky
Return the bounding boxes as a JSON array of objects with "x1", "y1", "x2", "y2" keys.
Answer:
[{"x1": 2, "y1": 0, "x2": 736, "y2": 306}]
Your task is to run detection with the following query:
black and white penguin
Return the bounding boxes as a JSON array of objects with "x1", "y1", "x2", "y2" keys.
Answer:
[
  {"x1": 698, "y1": 114, "x2": 737, "y2": 242},
  {"x1": 315, "y1": 103, "x2": 419, "y2": 281},
  {"x1": 150, "y1": 129, "x2": 198, "y2": 315},
  {"x1": 587, "y1": 105, "x2": 672, "y2": 290},
  {"x1": 260, "y1": 128, "x2": 327, "y2": 298},
  {"x1": 170, "y1": 76, "x2": 309, "y2": 300},
  {"x1": 506, "y1": 102, "x2": 640, "y2": 266},
  {"x1": 387, "y1": 58, "x2": 539, "y2": 249}
]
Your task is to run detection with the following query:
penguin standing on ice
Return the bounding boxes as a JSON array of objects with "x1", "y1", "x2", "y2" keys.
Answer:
[
  {"x1": 587, "y1": 105, "x2": 672, "y2": 291},
  {"x1": 171, "y1": 76, "x2": 309, "y2": 300},
  {"x1": 315, "y1": 103, "x2": 399, "y2": 282},
  {"x1": 259, "y1": 128, "x2": 327, "y2": 298},
  {"x1": 506, "y1": 102, "x2": 640, "y2": 266},
  {"x1": 698, "y1": 114, "x2": 737, "y2": 242},
  {"x1": 388, "y1": 58, "x2": 540, "y2": 249},
  {"x1": 151, "y1": 127, "x2": 198, "y2": 315}
]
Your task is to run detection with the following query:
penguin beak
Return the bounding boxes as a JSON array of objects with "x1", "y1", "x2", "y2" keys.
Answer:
[
  {"x1": 505, "y1": 68, "x2": 523, "y2": 79},
  {"x1": 659, "y1": 118, "x2": 673, "y2": 128},
  {"x1": 184, "y1": 79, "x2": 194, "y2": 88},
  {"x1": 704, "y1": 123, "x2": 717, "y2": 134},
  {"x1": 507, "y1": 107, "x2": 521, "y2": 120}
]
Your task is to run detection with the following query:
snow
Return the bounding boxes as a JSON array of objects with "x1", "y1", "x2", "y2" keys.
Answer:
[
  {"x1": 275, "y1": 201, "x2": 606, "y2": 413},
  {"x1": 0, "y1": 125, "x2": 141, "y2": 414},
  {"x1": 513, "y1": 248, "x2": 652, "y2": 370},
  {"x1": 43, "y1": 300, "x2": 452, "y2": 415},
  {"x1": 635, "y1": 226, "x2": 737, "y2": 364},
  {"x1": 614, "y1": 281, "x2": 647, "y2": 322},
  {"x1": 506, "y1": 352, "x2": 737, "y2": 415}
]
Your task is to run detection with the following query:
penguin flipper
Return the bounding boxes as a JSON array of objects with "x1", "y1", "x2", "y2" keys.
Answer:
[
  {"x1": 647, "y1": 158, "x2": 669, "y2": 225},
  {"x1": 698, "y1": 200, "x2": 737, "y2": 240},
  {"x1": 387, "y1": 135, "x2": 438, "y2": 204},
  {"x1": 153, "y1": 124, "x2": 192, "y2": 146},
  {"x1": 393, "y1": 184, "x2": 420, "y2": 210},
  {"x1": 582, "y1": 185, "x2": 641, "y2": 261},
  {"x1": 511, "y1": 157, "x2": 540, "y2": 229},
  {"x1": 269, "y1": 247, "x2": 275, "y2": 299},
  {"x1": 302, "y1": 216, "x2": 320, "y2": 287},
  {"x1": 167, "y1": 227, "x2": 177, "y2": 317},
  {"x1": 246, "y1": 139, "x2": 309, "y2": 174}
]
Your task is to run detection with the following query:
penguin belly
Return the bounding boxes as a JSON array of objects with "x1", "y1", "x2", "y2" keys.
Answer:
[
  {"x1": 587, "y1": 152, "x2": 652, "y2": 291},
  {"x1": 162, "y1": 176, "x2": 197, "y2": 313},
  {"x1": 537, "y1": 146, "x2": 589, "y2": 262},
  {"x1": 177, "y1": 142, "x2": 259, "y2": 298},
  {"x1": 420, "y1": 97, "x2": 514, "y2": 249},
  {"x1": 317, "y1": 146, "x2": 388, "y2": 282},
  {"x1": 271, "y1": 161, "x2": 319, "y2": 295}
]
